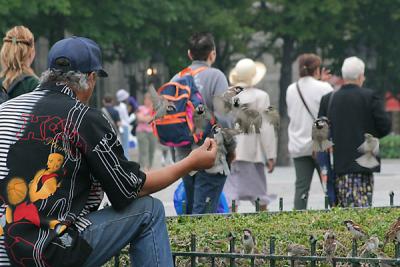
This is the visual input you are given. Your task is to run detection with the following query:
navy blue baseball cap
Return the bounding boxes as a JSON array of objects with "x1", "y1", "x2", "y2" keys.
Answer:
[{"x1": 48, "y1": 36, "x2": 108, "y2": 77}]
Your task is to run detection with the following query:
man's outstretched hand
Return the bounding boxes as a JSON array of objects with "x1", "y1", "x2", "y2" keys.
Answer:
[
  {"x1": 188, "y1": 138, "x2": 217, "y2": 170},
  {"x1": 139, "y1": 138, "x2": 217, "y2": 196}
]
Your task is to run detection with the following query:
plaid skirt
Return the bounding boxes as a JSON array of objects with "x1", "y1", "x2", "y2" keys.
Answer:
[{"x1": 335, "y1": 173, "x2": 374, "y2": 208}]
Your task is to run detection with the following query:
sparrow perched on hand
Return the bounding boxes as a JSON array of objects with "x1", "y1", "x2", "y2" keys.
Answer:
[
  {"x1": 343, "y1": 220, "x2": 368, "y2": 240},
  {"x1": 148, "y1": 85, "x2": 176, "y2": 120},
  {"x1": 312, "y1": 117, "x2": 333, "y2": 152},
  {"x1": 193, "y1": 104, "x2": 213, "y2": 134},
  {"x1": 360, "y1": 235, "x2": 380, "y2": 256},
  {"x1": 235, "y1": 107, "x2": 262, "y2": 134},
  {"x1": 264, "y1": 105, "x2": 280, "y2": 130},
  {"x1": 205, "y1": 126, "x2": 230, "y2": 175},
  {"x1": 323, "y1": 230, "x2": 338, "y2": 263},
  {"x1": 383, "y1": 217, "x2": 400, "y2": 249},
  {"x1": 356, "y1": 133, "x2": 380, "y2": 169},
  {"x1": 213, "y1": 85, "x2": 244, "y2": 115},
  {"x1": 242, "y1": 229, "x2": 256, "y2": 254}
]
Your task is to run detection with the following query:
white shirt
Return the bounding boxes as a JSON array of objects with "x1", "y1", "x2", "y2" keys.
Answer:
[
  {"x1": 115, "y1": 102, "x2": 130, "y2": 127},
  {"x1": 234, "y1": 88, "x2": 277, "y2": 163},
  {"x1": 286, "y1": 76, "x2": 333, "y2": 158}
]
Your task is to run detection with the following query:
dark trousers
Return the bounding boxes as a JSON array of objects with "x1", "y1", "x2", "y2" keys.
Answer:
[
  {"x1": 293, "y1": 156, "x2": 318, "y2": 210},
  {"x1": 173, "y1": 146, "x2": 227, "y2": 214},
  {"x1": 183, "y1": 171, "x2": 227, "y2": 214}
]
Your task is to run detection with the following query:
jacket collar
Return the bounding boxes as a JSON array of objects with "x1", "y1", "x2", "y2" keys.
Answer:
[
  {"x1": 37, "y1": 81, "x2": 77, "y2": 99},
  {"x1": 341, "y1": 83, "x2": 361, "y2": 90}
]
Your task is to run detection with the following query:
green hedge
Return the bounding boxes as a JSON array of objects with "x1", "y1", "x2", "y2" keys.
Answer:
[
  {"x1": 106, "y1": 207, "x2": 400, "y2": 266},
  {"x1": 380, "y1": 135, "x2": 400, "y2": 158}
]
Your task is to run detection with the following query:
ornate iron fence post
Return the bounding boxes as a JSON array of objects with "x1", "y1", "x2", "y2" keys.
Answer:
[
  {"x1": 395, "y1": 241, "x2": 400, "y2": 259},
  {"x1": 255, "y1": 198, "x2": 260, "y2": 212},
  {"x1": 310, "y1": 235, "x2": 317, "y2": 267},
  {"x1": 229, "y1": 232, "x2": 236, "y2": 267},
  {"x1": 270, "y1": 236, "x2": 276, "y2": 267},
  {"x1": 232, "y1": 200, "x2": 236, "y2": 213},
  {"x1": 390, "y1": 191, "x2": 394, "y2": 207},
  {"x1": 279, "y1": 197, "x2": 283, "y2": 211},
  {"x1": 182, "y1": 200, "x2": 186, "y2": 215},
  {"x1": 351, "y1": 239, "x2": 358, "y2": 267},
  {"x1": 205, "y1": 197, "x2": 211, "y2": 214},
  {"x1": 190, "y1": 234, "x2": 197, "y2": 267},
  {"x1": 325, "y1": 194, "x2": 329, "y2": 210}
]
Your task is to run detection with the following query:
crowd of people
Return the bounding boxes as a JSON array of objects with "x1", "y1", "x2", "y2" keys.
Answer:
[{"x1": 0, "y1": 24, "x2": 392, "y2": 266}]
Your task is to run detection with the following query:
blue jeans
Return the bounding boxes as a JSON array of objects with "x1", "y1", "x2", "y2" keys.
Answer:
[
  {"x1": 80, "y1": 196, "x2": 173, "y2": 267},
  {"x1": 183, "y1": 171, "x2": 227, "y2": 214}
]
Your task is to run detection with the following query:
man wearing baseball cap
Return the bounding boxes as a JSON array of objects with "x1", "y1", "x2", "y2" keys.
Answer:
[{"x1": 0, "y1": 36, "x2": 217, "y2": 267}]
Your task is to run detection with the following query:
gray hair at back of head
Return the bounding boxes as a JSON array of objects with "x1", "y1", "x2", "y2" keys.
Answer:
[
  {"x1": 39, "y1": 69, "x2": 90, "y2": 91},
  {"x1": 341, "y1": 56, "x2": 365, "y2": 80}
]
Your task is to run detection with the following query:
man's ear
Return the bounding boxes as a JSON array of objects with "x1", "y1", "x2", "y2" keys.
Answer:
[
  {"x1": 208, "y1": 50, "x2": 216, "y2": 63},
  {"x1": 88, "y1": 72, "x2": 97, "y2": 87},
  {"x1": 187, "y1": 50, "x2": 193, "y2": 61}
]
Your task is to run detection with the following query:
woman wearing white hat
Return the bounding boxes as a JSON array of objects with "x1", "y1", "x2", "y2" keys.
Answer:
[{"x1": 223, "y1": 58, "x2": 277, "y2": 211}]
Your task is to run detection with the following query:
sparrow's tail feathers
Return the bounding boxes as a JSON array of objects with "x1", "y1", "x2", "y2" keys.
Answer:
[
  {"x1": 312, "y1": 140, "x2": 333, "y2": 152},
  {"x1": 356, "y1": 154, "x2": 379, "y2": 169}
]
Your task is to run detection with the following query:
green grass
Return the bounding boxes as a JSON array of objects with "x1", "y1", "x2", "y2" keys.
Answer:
[{"x1": 105, "y1": 207, "x2": 400, "y2": 266}]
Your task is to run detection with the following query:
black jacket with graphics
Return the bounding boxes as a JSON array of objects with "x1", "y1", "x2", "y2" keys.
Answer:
[{"x1": 0, "y1": 81, "x2": 146, "y2": 266}]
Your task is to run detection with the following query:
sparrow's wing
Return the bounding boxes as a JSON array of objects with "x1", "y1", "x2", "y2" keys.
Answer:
[
  {"x1": 148, "y1": 85, "x2": 161, "y2": 108},
  {"x1": 357, "y1": 140, "x2": 369, "y2": 153},
  {"x1": 356, "y1": 154, "x2": 379, "y2": 169},
  {"x1": 372, "y1": 138, "x2": 380, "y2": 155},
  {"x1": 353, "y1": 223, "x2": 368, "y2": 235},
  {"x1": 213, "y1": 95, "x2": 231, "y2": 115}
]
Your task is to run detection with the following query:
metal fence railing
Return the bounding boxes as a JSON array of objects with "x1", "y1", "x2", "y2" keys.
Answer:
[
  {"x1": 112, "y1": 191, "x2": 399, "y2": 266},
  {"x1": 171, "y1": 234, "x2": 400, "y2": 267}
]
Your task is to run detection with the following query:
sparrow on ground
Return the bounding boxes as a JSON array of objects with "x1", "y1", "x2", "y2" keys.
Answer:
[
  {"x1": 343, "y1": 220, "x2": 368, "y2": 240},
  {"x1": 242, "y1": 229, "x2": 256, "y2": 254},
  {"x1": 383, "y1": 217, "x2": 400, "y2": 250}
]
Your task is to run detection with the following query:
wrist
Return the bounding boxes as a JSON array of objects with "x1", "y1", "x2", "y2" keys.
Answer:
[{"x1": 182, "y1": 154, "x2": 197, "y2": 172}]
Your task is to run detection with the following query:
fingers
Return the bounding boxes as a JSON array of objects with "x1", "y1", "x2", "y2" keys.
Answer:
[
  {"x1": 202, "y1": 137, "x2": 211, "y2": 148},
  {"x1": 201, "y1": 137, "x2": 217, "y2": 152},
  {"x1": 208, "y1": 138, "x2": 217, "y2": 153}
]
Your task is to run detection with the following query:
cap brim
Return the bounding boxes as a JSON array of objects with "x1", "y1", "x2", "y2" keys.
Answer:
[{"x1": 97, "y1": 69, "x2": 108, "y2": 77}]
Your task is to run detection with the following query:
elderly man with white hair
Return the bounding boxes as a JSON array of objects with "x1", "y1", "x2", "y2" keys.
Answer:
[{"x1": 318, "y1": 56, "x2": 391, "y2": 208}]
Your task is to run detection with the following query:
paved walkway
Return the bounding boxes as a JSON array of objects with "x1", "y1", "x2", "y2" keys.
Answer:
[{"x1": 130, "y1": 148, "x2": 400, "y2": 216}]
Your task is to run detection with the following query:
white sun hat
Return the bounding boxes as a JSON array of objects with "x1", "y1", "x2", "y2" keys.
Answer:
[{"x1": 229, "y1": 58, "x2": 266, "y2": 87}]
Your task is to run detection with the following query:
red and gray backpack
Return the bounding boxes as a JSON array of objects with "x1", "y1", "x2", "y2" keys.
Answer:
[{"x1": 151, "y1": 67, "x2": 214, "y2": 147}]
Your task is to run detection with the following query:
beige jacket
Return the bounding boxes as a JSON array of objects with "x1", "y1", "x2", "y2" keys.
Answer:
[{"x1": 234, "y1": 88, "x2": 277, "y2": 163}]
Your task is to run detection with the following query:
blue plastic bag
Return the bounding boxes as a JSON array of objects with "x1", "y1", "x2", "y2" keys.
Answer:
[{"x1": 173, "y1": 181, "x2": 229, "y2": 214}]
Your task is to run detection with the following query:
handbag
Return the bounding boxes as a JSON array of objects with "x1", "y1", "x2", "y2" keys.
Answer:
[{"x1": 296, "y1": 82, "x2": 337, "y2": 206}]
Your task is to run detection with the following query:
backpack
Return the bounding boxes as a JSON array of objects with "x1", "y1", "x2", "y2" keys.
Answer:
[
  {"x1": 0, "y1": 75, "x2": 30, "y2": 104},
  {"x1": 152, "y1": 67, "x2": 211, "y2": 147}
]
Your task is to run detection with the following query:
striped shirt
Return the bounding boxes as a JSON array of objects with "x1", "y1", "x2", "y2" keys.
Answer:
[{"x1": 0, "y1": 82, "x2": 146, "y2": 267}]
